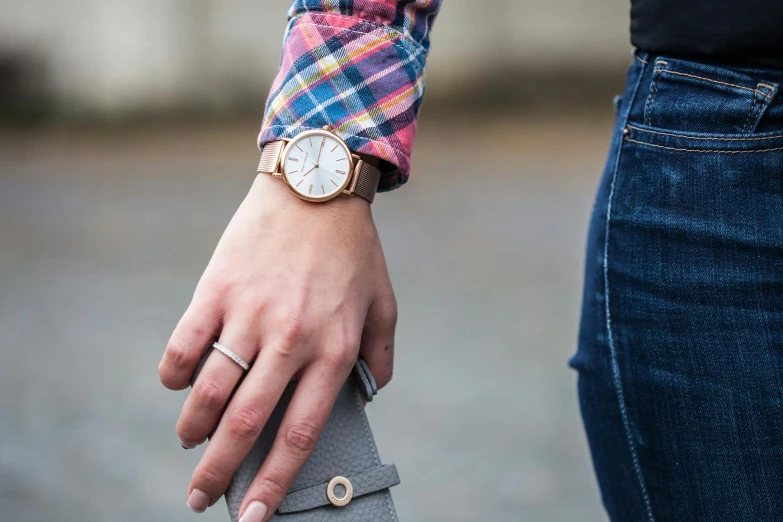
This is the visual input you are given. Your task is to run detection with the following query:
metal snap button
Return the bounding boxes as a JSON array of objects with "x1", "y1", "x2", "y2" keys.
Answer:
[{"x1": 327, "y1": 476, "x2": 353, "y2": 507}]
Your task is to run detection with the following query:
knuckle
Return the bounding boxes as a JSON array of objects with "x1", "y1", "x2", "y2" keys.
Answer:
[
  {"x1": 194, "y1": 461, "x2": 227, "y2": 492},
  {"x1": 280, "y1": 310, "x2": 306, "y2": 344},
  {"x1": 333, "y1": 323, "x2": 361, "y2": 359},
  {"x1": 379, "y1": 295, "x2": 398, "y2": 327},
  {"x1": 227, "y1": 406, "x2": 264, "y2": 441},
  {"x1": 198, "y1": 272, "x2": 232, "y2": 299},
  {"x1": 284, "y1": 422, "x2": 320, "y2": 453},
  {"x1": 272, "y1": 341, "x2": 298, "y2": 360},
  {"x1": 160, "y1": 340, "x2": 195, "y2": 389},
  {"x1": 383, "y1": 307, "x2": 398, "y2": 328},
  {"x1": 193, "y1": 378, "x2": 226, "y2": 411},
  {"x1": 272, "y1": 309, "x2": 309, "y2": 358},
  {"x1": 323, "y1": 345, "x2": 357, "y2": 372},
  {"x1": 338, "y1": 326, "x2": 362, "y2": 352},
  {"x1": 164, "y1": 338, "x2": 192, "y2": 372},
  {"x1": 253, "y1": 474, "x2": 288, "y2": 501},
  {"x1": 243, "y1": 299, "x2": 268, "y2": 321},
  {"x1": 176, "y1": 422, "x2": 202, "y2": 447},
  {"x1": 337, "y1": 346, "x2": 358, "y2": 369},
  {"x1": 158, "y1": 365, "x2": 181, "y2": 390}
]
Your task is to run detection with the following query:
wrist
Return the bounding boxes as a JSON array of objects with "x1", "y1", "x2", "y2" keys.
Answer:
[
  {"x1": 249, "y1": 173, "x2": 380, "y2": 256},
  {"x1": 253, "y1": 172, "x2": 372, "y2": 223},
  {"x1": 258, "y1": 129, "x2": 381, "y2": 204}
]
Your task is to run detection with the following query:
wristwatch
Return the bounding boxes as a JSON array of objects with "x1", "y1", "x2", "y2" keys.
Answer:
[{"x1": 257, "y1": 126, "x2": 382, "y2": 203}]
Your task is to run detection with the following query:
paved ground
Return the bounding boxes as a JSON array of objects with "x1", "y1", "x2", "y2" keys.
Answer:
[{"x1": 0, "y1": 114, "x2": 615, "y2": 522}]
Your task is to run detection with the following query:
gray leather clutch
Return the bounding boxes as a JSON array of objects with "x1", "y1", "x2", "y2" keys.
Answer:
[{"x1": 191, "y1": 349, "x2": 400, "y2": 521}]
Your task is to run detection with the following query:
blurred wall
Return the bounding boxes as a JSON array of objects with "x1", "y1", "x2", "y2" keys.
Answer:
[{"x1": 0, "y1": 0, "x2": 631, "y2": 114}]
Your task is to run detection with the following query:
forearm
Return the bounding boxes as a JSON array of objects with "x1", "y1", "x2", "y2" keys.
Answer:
[
  {"x1": 258, "y1": 0, "x2": 442, "y2": 191},
  {"x1": 162, "y1": 4, "x2": 441, "y2": 520}
]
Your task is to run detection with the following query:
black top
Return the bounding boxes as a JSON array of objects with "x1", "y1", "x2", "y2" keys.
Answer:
[{"x1": 631, "y1": 0, "x2": 783, "y2": 69}]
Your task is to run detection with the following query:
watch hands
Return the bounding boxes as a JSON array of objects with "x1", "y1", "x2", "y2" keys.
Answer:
[
  {"x1": 316, "y1": 137, "x2": 325, "y2": 165},
  {"x1": 318, "y1": 167, "x2": 342, "y2": 179},
  {"x1": 301, "y1": 164, "x2": 318, "y2": 177}
]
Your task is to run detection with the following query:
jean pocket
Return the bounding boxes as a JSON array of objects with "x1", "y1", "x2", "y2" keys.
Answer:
[
  {"x1": 639, "y1": 57, "x2": 780, "y2": 137},
  {"x1": 622, "y1": 121, "x2": 783, "y2": 155}
]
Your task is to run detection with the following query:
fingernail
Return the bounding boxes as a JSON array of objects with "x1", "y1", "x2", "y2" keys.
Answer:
[
  {"x1": 180, "y1": 439, "x2": 197, "y2": 449},
  {"x1": 187, "y1": 489, "x2": 210, "y2": 513},
  {"x1": 239, "y1": 501, "x2": 268, "y2": 522}
]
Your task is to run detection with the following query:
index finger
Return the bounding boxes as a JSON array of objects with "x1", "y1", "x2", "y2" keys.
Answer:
[
  {"x1": 236, "y1": 360, "x2": 351, "y2": 522},
  {"x1": 186, "y1": 346, "x2": 296, "y2": 513}
]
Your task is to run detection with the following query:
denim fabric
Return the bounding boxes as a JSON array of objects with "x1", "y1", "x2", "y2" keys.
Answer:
[{"x1": 571, "y1": 52, "x2": 783, "y2": 522}]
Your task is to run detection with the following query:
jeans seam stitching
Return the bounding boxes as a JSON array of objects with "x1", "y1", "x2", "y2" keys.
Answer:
[
  {"x1": 605, "y1": 62, "x2": 656, "y2": 522},
  {"x1": 624, "y1": 137, "x2": 783, "y2": 153},
  {"x1": 743, "y1": 94, "x2": 757, "y2": 134},
  {"x1": 626, "y1": 124, "x2": 783, "y2": 141},
  {"x1": 748, "y1": 82, "x2": 778, "y2": 132},
  {"x1": 659, "y1": 69, "x2": 774, "y2": 100},
  {"x1": 643, "y1": 63, "x2": 666, "y2": 126}
]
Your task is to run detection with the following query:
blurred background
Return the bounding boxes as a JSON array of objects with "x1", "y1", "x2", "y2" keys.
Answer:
[{"x1": 0, "y1": 1, "x2": 632, "y2": 521}]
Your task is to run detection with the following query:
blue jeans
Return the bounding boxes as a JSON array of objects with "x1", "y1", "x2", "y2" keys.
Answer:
[{"x1": 571, "y1": 52, "x2": 783, "y2": 522}]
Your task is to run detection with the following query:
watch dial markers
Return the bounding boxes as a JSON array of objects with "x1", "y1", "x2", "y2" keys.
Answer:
[{"x1": 283, "y1": 133, "x2": 352, "y2": 200}]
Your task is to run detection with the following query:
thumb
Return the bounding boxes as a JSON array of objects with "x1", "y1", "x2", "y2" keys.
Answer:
[{"x1": 359, "y1": 292, "x2": 397, "y2": 390}]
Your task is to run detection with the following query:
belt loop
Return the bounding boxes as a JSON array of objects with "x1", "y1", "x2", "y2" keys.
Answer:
[{"x1": 633, "y1": 49, "x2": 650, "y2": 66}]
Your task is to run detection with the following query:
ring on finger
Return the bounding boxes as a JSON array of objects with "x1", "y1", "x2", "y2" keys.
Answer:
[{"x1": 212, "y1": 342, "x2": 250, "y2": 371}]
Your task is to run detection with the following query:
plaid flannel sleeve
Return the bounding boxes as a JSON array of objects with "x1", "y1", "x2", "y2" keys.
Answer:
[{"x1": 258, "y1": 0, "x2": 441, "y2": 191}]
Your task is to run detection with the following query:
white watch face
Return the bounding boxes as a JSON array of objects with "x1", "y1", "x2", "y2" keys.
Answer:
[{"x1": 282, "y1": 131, "x2": 352, "y2": 201}]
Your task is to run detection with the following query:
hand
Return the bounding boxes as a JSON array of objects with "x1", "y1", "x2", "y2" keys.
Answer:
[{"x1": 158, "y1": 173, "x2": 397, "y2": 521}]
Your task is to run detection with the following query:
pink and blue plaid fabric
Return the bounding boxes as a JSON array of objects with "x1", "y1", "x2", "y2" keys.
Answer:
[{"x1": 258, "y1": 0, "x2": 441, "y2": 191}]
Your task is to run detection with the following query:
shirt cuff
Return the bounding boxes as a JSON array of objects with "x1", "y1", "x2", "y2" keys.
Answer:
[{"x1": 257, "y1": 11, "x2": 431, "y2": 191}]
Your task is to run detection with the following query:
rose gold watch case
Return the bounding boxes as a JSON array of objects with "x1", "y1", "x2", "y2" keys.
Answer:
[{"x1": 279, "y1": 128, "x2": 355, "y2": 203}]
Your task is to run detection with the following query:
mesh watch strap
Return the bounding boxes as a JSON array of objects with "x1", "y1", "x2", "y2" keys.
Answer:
[
  {"x1": 352, "y1": 159, "x2": 382, "y2": 203},
  {"x1": 257, "y1": 140, "x2": 381, "y2": 203},
  {"x1": 257, "y1": 141, "x2": 285, "y2": 174}
]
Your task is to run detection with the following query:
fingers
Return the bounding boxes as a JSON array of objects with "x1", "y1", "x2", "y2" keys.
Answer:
[
  {"x1": 160, "y1": 297, "x2": 221, "y2": 390},
  {"x1": 360, "y1": 292, "x2": 397, "y2": 390},
  {"x1": 186, "y1": 344, "x2": 299, "y2": 513},
  {"x1": 237, "y1": 360, "x2": 353, "y2": 522},
  {"x1": 177, "y1": 321, "x2": 258, "y2": 448}
]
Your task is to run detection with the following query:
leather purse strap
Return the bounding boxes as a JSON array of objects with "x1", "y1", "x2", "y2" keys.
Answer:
[
  {"x1": 277, "y1": 465, "x2": 400, "y2": 514},
  {"x1": 352, "y1": 358, "x2": 378, "y2": 402}
]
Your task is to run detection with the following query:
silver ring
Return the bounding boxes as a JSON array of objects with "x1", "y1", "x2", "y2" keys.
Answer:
[{"x1": 212, "y1": 342, "x2": 250, "y2": 371}]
